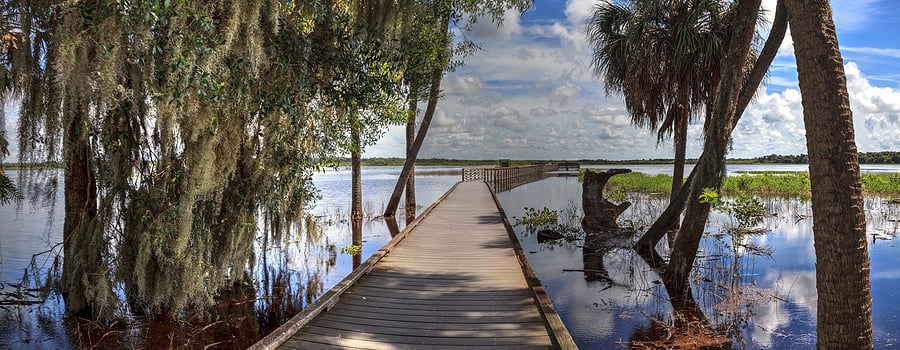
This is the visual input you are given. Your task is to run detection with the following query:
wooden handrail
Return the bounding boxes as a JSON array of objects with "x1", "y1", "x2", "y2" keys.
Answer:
[{"x1": 461, "y1": 163, "x2": 558, "y2": 192}]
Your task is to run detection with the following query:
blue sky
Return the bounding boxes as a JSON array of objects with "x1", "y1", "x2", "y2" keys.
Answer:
[
  {"x1": 367, "y1": 0, "x2": 900, "y2": 160},
  {"x1": 2, "y1": 1, "x2": 899, "y2": 162}
]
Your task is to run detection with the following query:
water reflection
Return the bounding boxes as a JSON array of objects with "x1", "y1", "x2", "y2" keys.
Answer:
[
  {"x1": 0, "y1": 167, "x2": 460, "y2": 348},
  {"x1": 497, "y1": 176, "x2": 900, "y2": 349}
]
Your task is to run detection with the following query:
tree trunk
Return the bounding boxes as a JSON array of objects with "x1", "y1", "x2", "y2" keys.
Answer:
[
  {"x1": 581, "y1": 169, "x2": 632, "y2": 232},
  {"x1": 636, "y1": 0, "x2": 786, "y2": 255},
  {"x1": 664, "y1": 0, "x2": 763, "y2": 302},
  {"x1": 671, "y1": 92, "x2": 689, "y2": 202},
  {"x1": 62, "y1": 107, "x2": 100, "y2": 318},
  {"x1": 351, "y1": 113, "x2": 363, "y2": 228},
  {"x1": 384, "y1": 7, "x2": 451, "y2": 218},
  {"x1": 404, "y1": 95, "x2": 417, "y2": 224},
  {"x1": 786, "y1": 0, "x2": 873, "y2": 347}
]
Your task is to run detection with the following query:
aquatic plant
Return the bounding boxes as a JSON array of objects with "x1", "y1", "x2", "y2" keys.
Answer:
[
  {"x1": 514, "y1": 207, "x2": 559, "y2": 229},
  {"x1": 339, "y1": 245, "x2": 362, "y2": 256},
  {"x1": 513, "y1": 204, "x2": 584, "y2": 242},
  {"x1": 595, "y1": 171, "x2": 900, "y2": 197},
  {"x1": 700, "y1": 188, "x2": 767, "y2": 230}
]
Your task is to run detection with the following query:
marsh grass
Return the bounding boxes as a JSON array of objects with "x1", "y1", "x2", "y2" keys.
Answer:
[
  {"x1": 578, "y1": 170, "x2": 673, "y2": 195},
  {"x1": 585, "y1": 170, "x2": 900, "y2": 197}
]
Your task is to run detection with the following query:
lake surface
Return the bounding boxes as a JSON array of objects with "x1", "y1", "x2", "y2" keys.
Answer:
[
  {"x1": 0, "y1": 167, "x2": 461, "y2": 348},
  {"x1": 496, "y1": 168, "x2": 900, "y2": 349},
  {"x1": 1, "y1": 164, "x2": 899, "y2": 348}
]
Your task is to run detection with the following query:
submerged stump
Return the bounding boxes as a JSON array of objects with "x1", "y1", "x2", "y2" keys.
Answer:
[
  {"x1": 581, "y1": 169, "x2": 633, "y2": 282},
  {"x1": 581, "y1": 168, "x2": 632, "y2": 233}
]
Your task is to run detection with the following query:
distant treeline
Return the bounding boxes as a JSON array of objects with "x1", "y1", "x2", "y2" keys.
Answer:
[
  {"x1": 751, "y1": 152, "x2": 900, "y2": 164},
  {"x1": 1, "y1": 161, "x2": 63, "y2": 170}
]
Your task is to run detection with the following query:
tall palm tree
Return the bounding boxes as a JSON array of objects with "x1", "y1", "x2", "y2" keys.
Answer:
[
  {"x1": 787, "y1": 0, "x2": 872, "y2": 347},
  {"x1": 585, "y1": 0, "x2": 731, "y2": 200}
]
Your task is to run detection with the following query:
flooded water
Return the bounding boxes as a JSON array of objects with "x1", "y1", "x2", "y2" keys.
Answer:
[
  {"x1": 2, "y1": 164, "x2": 899, "y2": 348},
  {"x1": 496, "y1": 173, "x2": 900, "y2": 349},
  {"x1": 0, "y1": 167, "x2": 460, "y2": 349}
]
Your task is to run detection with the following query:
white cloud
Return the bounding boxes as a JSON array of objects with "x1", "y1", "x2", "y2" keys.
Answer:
[
  {"x1": 731, "y1": 62, "x2": 900, "y2": 158},
  {"x1": 842, "y1": 46, "x2": 900, "y2": 59},
  {"x1": 431, "y1": 108, "x2": 456, "y2": 128},
  {"x1": 564, "y1": 0, "x2": 596, "y2": 27},
  {"x1": 367, "y1": 2, "x2": 900, "y2": 161},
  {"x1": 550, "y1": 83, "x2": 582, "y2": 107},
  {"x1": 469, "y1": 9, "x2": 523, "y2": 40},
  {"x1": 443, "y1": 75, "x2": 485, "y2": 96},
  {"x1": 512, "y1": 47, "x2": 536, "y2": 60},
  {"x1": 529, "y1": 106, "x2": 559, "y2": 117}
]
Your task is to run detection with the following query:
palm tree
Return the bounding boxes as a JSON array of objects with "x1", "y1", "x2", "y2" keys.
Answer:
[
  {"x1": 585, "y1": 0, "x2": 731, "y2": 201},
  {"x1": 787, "y1": 0, "x2": 872, "y2": 347}
]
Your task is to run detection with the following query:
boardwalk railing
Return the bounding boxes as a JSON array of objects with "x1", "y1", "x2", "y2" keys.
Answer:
[
  {"x1": 250, "y1": 182, "x2": 576, "y2": 350},
  {"x1": 462, "y1": 163, "x2": 557, "y2": 192},
  {"x1": 558, "y1": 162, "x2": 580, "y2": 171}
]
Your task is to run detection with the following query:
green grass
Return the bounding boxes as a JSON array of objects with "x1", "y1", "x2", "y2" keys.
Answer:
[
  {"x1": 722, "y1": 172, "x2": 811, "y2": 196},
  {"x1": 861, "y1": 173, "x2": 900, "y2": 194},
  {"x1": 583, "y1": 170, "x2": 900, "y2": 197},
  {"x1": 604, "y1": 172, "x2": 675, "y2": 194}
]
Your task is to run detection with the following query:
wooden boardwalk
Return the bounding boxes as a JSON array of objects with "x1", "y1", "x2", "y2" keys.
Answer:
[{"x1": 251, "y1": 181, "x2": 575, "y2": 350}]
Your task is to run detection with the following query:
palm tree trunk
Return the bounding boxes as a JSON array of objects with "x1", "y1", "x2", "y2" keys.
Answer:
[
  {"x1": 671, "y1": 106, "x2": 687, "y2": 201},
  {"x1": 636, "y1": 0, "x2": 787, "y2": 253},
  {"x1": 664, "y1": 0, "x2": 762, "y2": 302},
  {"x1": 404, "y1": 94, "x2": 417, "y2": 224},
  {"x1": 786, "y1": 0, "x2": 872, "y2": 347}
]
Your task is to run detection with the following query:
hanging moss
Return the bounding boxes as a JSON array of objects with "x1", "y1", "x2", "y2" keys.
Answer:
[{"x1": 4, "y1": 0, "x2": 534, "y2": 322}]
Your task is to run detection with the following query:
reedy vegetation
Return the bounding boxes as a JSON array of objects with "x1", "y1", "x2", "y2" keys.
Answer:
[{"x1": 592, "y1": 170, "x2": 900, "y2": 197}]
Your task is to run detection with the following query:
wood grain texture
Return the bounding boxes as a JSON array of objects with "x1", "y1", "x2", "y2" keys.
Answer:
[{"x1": 265, "y1": 181, "x2": 573, "y2": 349}]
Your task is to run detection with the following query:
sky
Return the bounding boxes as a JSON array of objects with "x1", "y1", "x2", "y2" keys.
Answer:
[
  {"x1": 3, "y1": 1, "x2": 899, "y2": 162},
  {"x1": 366, "y1": 0, "x2": 900, "y2": 161}
]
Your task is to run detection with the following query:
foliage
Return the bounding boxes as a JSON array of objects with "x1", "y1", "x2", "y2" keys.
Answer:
[
  {"x1": 586, "y1": 0, "x2": 734, "y2": 139},
  {"x1": 3, "y1": 0, "x2": 538, "y2": 321},
  {"x1": 598, "y1": 170, "x2": 900, "y2": 197},
  {"x1": 602, "y1": 171, "x2": 675, "y2": 195},
  {"x1": 700, "y1": 188, "x2": 766, "y2": 229},
  {"x1": 513, "y1": 204, "x2": 584, "y2": 242},
  {"x1": 513, "y1": 207, "x2": 559, "y2": 228},
  {"x1": 721, "y1": 171, "x2": 812, "y2": 196},
  {"x1": 698, "y1": 187, "x2": 723, "y2": 207},
  {"x1": 1, "y1": 0, "x2": 426, "y2": 319},
  {"x1": 861, "y1": 173, "x2": 900, "y2": 194},
  {"x1": 754, "y1": 152, "x2": 900, "y2": 164},
  {"x1": 0, "y1": 172, "x2": 20, "y2": 205},
  {"x1": 340, "y1": 245, "x2": 362, "y2": 256}
]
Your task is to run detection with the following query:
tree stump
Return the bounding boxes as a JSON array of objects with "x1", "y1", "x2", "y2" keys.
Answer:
[
  {"x1": 581, "y1": 168, "x2": 632, "y2": 233},
  {"x1": 581, "y1": 168, "x2": 633, "y2": 283}
]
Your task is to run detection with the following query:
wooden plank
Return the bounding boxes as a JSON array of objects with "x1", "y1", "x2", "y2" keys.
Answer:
[
  {"x1": 257, "y1": 181, "x2": 573, "y2": 350},
  {"x1": 280, "y1": 338, "x2": 370, "y2": 350},
  {"x1": 247, "y1": 182, "x2": 462, "y2": 350},
  {"x1": 315, "y1": 313, "x2": 548, "y2": 331},
  {"x1": 339, "y1": 292, "x2": 536, "y2": 305},
  {"x1": 290, "y1": 333, "x2": 549, "y2": 350},
  {"x1": 322, "y1": 303, "x2": 542, "y2": 318},
  {"x1": 334, "y1": 298, "x2": 534, "y2": 312},
  {"x1": 302, "y1": 325, "x2": 553, "y2": 346},
  {"x1": 348, "y1": 285, "x2": 534, "y2": 299},
  {"x1": 311, "y1": 319, "x2": 549, "y2": 338},
  {"x1": 488, "y1": 184, "x2": 580, "y2": 350}
]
